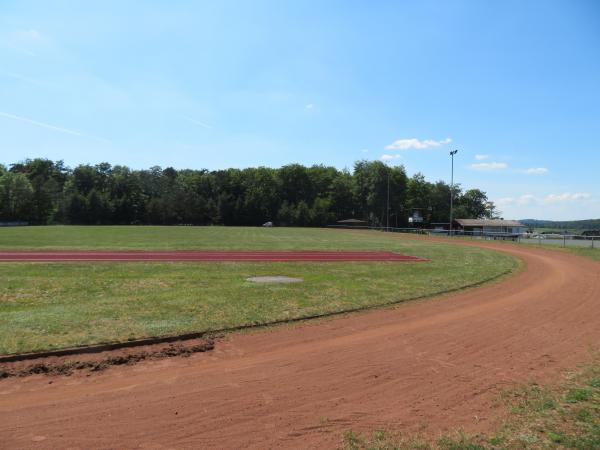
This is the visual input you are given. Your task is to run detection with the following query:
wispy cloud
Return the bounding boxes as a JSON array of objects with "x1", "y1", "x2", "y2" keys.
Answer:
[
  {"x1": 0, "y1": 111, "x2": 110, "y2": 143},
  {"x1": 545, "y1": 193, "x2": 591, "y2": 203},
  {"x1": 182, "y1": 115, "x2": 213, "y2": 129},
  {"x1": 499, "y1": 194, "x2": 536, "y2": 206},
  {"x1": 470, "y1": 162, "x2": 508, "y2": 170},
  {"x1": 0, "y1": 70, "x2": 44, "y2": 86},
  {"x1": 498, "y1": 193, "x2": 592, "y2": 207},
  {"x1": 523, "y1": 167, "x2": 549, "y2": 175},
  {"x1": 495, "y1": 197, "x2": 515, "y2": 207},
  {"x1": 12, "y1": 29, "x2": 43, "y2": 42},
  {"x1": 469, "y1": 160, "x2": 547, "y2": 174},
  {"x1": 385, "y1": 137, "x2": 451, "y2": 150},
  {"x1": 380, "y1": 154, "x2": 402, "y2": 161},
  {"x1": 3, "y1": 29, "x2": 46, "y2": 56},
  {"x1": 305, "y1": 103, "x2": 314, "y2": 110},
  {"x1": 518, "y1": 194, "x2": 537, "y2": 205}
]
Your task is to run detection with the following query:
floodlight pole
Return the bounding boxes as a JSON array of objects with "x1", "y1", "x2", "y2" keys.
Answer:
[
  {"x1": 449, "y1": 150, "x2": 458, "y2": 236},
  {"x1": 386, "y1": 171, "x2": 390, "y2": 231}
]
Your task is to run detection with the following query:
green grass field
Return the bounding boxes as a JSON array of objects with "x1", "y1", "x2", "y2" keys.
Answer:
[
  {"x1": 0, "y1": 226, "x2": 520, "y2": 354},
  {"x1": 0, "y1": 225, "x2": 431, "y2": 250}
]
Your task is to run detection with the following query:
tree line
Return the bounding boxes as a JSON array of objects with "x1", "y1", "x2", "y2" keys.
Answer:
[
  {"x1": 521, "y1": 219, "x2": 600, "y2": 231},
  {"x1": 0, "y1": 159, "x2": 498, "y2": 227}
]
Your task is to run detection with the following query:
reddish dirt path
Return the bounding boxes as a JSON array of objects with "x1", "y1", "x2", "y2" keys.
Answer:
[
  {"x1": 1, "y1": 239, "x2": 599, "y2": 449},
  {"x1": 0, "y1": 250, "x2": 424, "y2": 262}
]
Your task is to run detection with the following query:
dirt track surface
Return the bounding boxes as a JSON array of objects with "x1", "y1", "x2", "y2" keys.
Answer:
[
  {"x1": 1, "y1": 239, "x2": 599, "y2": 449},
  {"x1": 0, "y1": 250, "x2": 423, "y2": 262}
]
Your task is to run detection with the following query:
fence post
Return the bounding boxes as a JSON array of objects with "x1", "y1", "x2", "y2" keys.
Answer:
[
  {"x1": 563, "y1": 235, "x2": 566, "y2": 248},
  {"x1": 592, "y1": 237, "x2": 595, "y2": 249},
  {"x1": 538, "y1": 235, "x2": 541, "y2": 245}
]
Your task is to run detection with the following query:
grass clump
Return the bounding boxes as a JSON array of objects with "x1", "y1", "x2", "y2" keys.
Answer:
[
  {"x1": 566, "y1": 388, "x2": 593, "y2": 403},
  {"x1": 343, "y1": 430, "x2": 431, "y2": 450},
  {"x1": 342, "y1": 430, "x2": 487, "y2": 450}
]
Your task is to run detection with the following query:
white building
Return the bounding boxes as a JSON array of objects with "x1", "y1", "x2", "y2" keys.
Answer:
[{"x1": 454, "y1": 219, "x2": 524, "y2": 237}]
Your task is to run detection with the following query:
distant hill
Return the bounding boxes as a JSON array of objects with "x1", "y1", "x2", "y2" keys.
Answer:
[{"x1": 520, "y1": 219, "x2": 600, "y2": 230}]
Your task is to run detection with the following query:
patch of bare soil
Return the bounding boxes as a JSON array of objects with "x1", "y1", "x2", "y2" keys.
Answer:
[{"x1": 0, "y1": 338, "x2": 215, "y2": 379}]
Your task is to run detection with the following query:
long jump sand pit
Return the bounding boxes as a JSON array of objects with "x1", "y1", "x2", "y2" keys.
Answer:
[
  {"x1": 0, "y1": 250, "x2": 426, "y2": 262},
  {"x1": 0, "y1": 241, "x2": 598, "y2": 449}
]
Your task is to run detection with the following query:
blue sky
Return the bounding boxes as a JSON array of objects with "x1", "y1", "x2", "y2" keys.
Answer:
[{"x1": 1, "y1": 0, "x2": 599, "y2": 220}]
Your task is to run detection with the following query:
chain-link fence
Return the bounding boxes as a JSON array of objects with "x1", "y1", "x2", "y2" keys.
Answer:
[{"x1": 328, "y1": 225, "x2": 599, "y2": 249}]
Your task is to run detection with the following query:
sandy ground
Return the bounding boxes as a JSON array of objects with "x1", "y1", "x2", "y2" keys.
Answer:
[{"x1": 0, "y1": 238, "x2": 598, "y2": 449}]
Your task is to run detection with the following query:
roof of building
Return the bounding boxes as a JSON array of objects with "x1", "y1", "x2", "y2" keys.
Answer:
[
  {"x1": 337, "y1": 218, "x2": 367, "y2": 223},
  {"x1": 454, "y1": 219, "x2": 524, "y2": 227}
]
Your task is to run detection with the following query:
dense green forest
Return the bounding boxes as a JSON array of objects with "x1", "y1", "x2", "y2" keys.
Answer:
[
  {"x1": 520, "y1": 219, "x2": 600, "y2": 230},
  {"x1": 0, "y1": 159, "x2": 497, "y2": 227}
]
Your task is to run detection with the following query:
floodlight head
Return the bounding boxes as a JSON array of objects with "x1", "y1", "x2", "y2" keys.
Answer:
[{"x1": 450, "y1": 150, "x2": 458, "y2": 156}]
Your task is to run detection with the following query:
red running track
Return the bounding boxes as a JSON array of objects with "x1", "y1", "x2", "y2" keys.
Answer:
[{"x1": 0, "y1": 250, "x2": 426, "y2": 262}]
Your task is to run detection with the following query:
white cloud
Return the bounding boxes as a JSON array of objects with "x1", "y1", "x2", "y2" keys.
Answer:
[
  {"x1": 470, "y1": 162, "x2": 508, "y2": 170},
  {"x1": 524, "y1": 167, "x2": 549, "y2": 175},
  {"x1": 497, "y1": 193, "x2": 592, "y2": 208},
  {"x1": 380, "y1": 154, "x2": 402, "y2": 161},
  {"x1": 0, "y1": 111, "x2": 110, "y2": 143},
  {"x1": 181, "y1": 115, "x2": 212, "y2": 129},
  {"x1": 385, "y1": 137, "x2": 451, "y2": 150},
  {"x1": 305, "y1": 103, "x2": 314, "y2": 110},
  {"x1": 518, "y1": 194, "x2": 537, "y2": 205},
  {"x1": 496, "y1": 197, "x2": 515, "y2": 206},
  {"x1": 496, "y1": 194, "x2": 537, "y2": 206},
  {"x1": 495, "y1": 193, "x2": 598, "y2": 220},
  {"x1": 545, "y1": 193, "x2": 591, "y2": 203},
  {"x1": 474, "y1": 154, "x2": 489, "y2": 160}
]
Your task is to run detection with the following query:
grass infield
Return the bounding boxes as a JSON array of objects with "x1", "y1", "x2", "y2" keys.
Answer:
[{"x1": 0, "y1": 226, "x2": 519, "y2": 354}]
